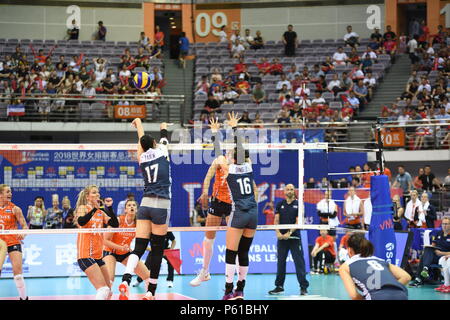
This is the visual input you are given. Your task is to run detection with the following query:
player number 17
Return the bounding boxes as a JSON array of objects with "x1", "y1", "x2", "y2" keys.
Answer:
[{"x1": 145, "y1": 164, "x2": 159, "y2": 183}]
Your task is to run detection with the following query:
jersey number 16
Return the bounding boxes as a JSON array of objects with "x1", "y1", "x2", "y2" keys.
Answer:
[
  {"x1": 145, "y1": 164, "x2": 159, "y2": 183},
  {"x1": 237, "y1": 177, "x2": 252, "y2": 195}
]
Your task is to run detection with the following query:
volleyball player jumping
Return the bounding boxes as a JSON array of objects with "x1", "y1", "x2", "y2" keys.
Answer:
[
  {"x1": 0, "y1": 184, "x2": 29, "y2": 300},
  {"x1": 190, "y1": 117, "x2": 234, "y2": 287},
  {"x1": 103, "y1": 199, "x2": 151, "y2": 289},
  {"x1": 216, "y1": 112, "x2": 258, "y2": 300},
  {"x1": 119, "y1": 118, "x2": 171, "y2": 300}
]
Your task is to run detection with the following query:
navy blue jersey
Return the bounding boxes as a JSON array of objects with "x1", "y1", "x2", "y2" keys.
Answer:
[
  {"x1": 226, "y1": 162, "x2": 257, "y2": 211},
  {"x1": 139, "y1": 140, "x2": 171, "y2": 199},
  {"x1": 347, "y1": 254, "x2": 407, "y2": 300}
]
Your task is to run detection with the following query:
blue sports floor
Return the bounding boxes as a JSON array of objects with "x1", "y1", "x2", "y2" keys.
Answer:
[{"x1": 0, "y1": 273, "x2": 449, "y2": 300}]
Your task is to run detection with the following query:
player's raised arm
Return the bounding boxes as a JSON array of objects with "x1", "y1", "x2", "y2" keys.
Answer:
[
  {"x1": 131, "y1": 118, "x2": 145, "y2": 160},
  {"x1": 158, "y1": 122, "x2": 169, "y2": 159}
]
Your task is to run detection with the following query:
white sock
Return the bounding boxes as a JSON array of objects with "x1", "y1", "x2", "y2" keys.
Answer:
[
  {"x1": 124, "y1": 254, "x2": 139, "y2": 275},
  {"x1": 149, "y1": 278, "x2": 158, "y2": 285},
  {"x1": 13, "y1": 274, "x2": 27, "y2": 299},
  {"x1": 95, "y1": 286, "x2": 111, "y2": 300},
  {"x1": 238, "y1": 266, "x2": 249, "y2": 282},
  {"x1": 225, "y1": 263, "x2": 235, "y2": 283},
  {"x1": 444, "y1": 267, "x2": 450, "y2": 286},
  {"x1": 202, "y1": 237, "x2": 214, "y2": 272},
  {"x1": 144, "y1": 278, "x2": 150, "y2": 288}
]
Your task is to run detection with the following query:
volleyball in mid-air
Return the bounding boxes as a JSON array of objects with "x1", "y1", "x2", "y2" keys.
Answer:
[{"x1": 132, "y1": 72, "x2": 152, "y2": 90}]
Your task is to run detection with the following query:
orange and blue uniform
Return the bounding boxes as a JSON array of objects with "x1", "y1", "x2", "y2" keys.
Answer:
[
  {"x1": 103, "y1": 215, "x2": 135, "y2": 256},
  {"x1": 0, "y1": 202, "x2": 21, "y2": 251}
]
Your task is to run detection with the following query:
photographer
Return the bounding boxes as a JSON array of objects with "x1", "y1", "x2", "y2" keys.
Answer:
[
  {"x1": 392, "y1": 194, "x2": 405, "y2": 231},
  {"x1": 44, "y1": 194, "x2": 63, "y2": 229}
]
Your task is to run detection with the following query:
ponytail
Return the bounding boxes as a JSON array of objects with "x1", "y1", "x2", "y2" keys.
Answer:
[
  {"x1": 75, "y1": 185, "x2": 98, "y2": 214},
  {"x1": 347, "y1": 233, "x2": 374, "y2": 257}
]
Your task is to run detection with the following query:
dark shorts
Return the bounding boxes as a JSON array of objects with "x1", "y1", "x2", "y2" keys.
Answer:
[
  {"x1": 137, "y1": 206, "x2": 170, "y2": 225},
  {"x1": 7, "y1": 244, "x2": 22, "y2": 253},
  {"x1": 208, "y1": 198, "x2": 232, "y2": 218},
  {"x1": 77, "y1": 258, "x2": 105, "y2": 272},
  {"x1": 229, "y1": 207, "x2": 258, "y2": 230},
  {"x1": 180, "y1": 50, "x2": 188, "y2": 57},
  {"x1": 345, "y1": 223, "x2": 362, "y2": 230},
  {"x1": 103, "y1": 250, "x2": 131, "y2": 263},
  {"x1": 370, "y1": 287, "x2": 408, "y2": 300}
]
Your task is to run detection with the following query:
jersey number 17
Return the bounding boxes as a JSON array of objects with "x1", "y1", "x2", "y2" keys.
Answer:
[{"x1": 145, "y1": 164, "x2": 159, "y2": 183}]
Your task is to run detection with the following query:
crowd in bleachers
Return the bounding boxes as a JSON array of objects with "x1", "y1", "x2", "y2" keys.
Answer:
[
  {"x1": 380, "y1": 23, "x2": 450, "y2": 149},
  {"x1": 192, "y1": 24, "x2": 398, "y2": 135},
  {"x1": 0, "y1": 27, "x2": 164, "y2": 120}
]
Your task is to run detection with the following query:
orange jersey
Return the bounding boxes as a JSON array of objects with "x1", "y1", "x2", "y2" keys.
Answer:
[
  {"x1": 212, "y1": 165, "x2": 232, "y2": 204},
  {"x1": 315, "y1": 235, "x2": 336, "y2": 257},
  {"x1": 0, "y1": 202, "x2": 20, "y2": 247},
  {"x1": 103, "y1": 215, "x2": 136, "y2": 255},
  {"x1": 77, "y1": 208, "x2": 108, "y2": 260}
]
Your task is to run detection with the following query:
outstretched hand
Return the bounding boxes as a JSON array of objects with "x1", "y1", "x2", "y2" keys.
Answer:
[
  {"x1": 209, "y1": 117, "x2": 220, "y2": 133},
  {"x1": 227, "y1": 111, "x2": 241, "y2": 128},
  {"x1": 131, "y1": 118, "x2": 142, "y2": 129}
]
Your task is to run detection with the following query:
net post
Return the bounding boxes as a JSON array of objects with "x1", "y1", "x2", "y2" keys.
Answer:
[{"x1": 297, "y1": 146, "x2": 304, "y2": 226}]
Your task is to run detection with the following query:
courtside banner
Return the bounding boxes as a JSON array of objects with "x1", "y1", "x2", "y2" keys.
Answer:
[
  {"x1": 368, "y1": 175, "x2": 396, "y2": 264},
  {"x1": 180, "y1": 230, "x2": 310, "y2": 275}
]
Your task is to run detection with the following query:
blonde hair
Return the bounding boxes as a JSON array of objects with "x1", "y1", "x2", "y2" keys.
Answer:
[
  {"x1": 0, "y1": 184, "x2": 9, "y2": 194},
  {"x1": 75, "y1": 185, "x2": 98, "y2": 212},
  {"x1": 124, "y1": 199, "x2": 138, "y2": 222}
]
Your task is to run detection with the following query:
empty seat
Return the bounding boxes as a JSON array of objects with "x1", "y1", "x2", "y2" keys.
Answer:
[{"x1": 329, "y1": 102, "x2": 342, "y2": 109}]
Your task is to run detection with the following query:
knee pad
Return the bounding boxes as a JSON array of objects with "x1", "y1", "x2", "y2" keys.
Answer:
[
  {"x1": 150, "y1": 234, "x2": 165, "y2": 254},
  {"x1": 13, "y1": 274, "x2": 24, "y2": 287},
  {"x1": 238, "y1": 236, "x2": 253, "y2": 267},
  {"x1": 225, "y1": 249, "x2": 238, "y2": 265},
  {"x1": 95, "y1": 286, "x2": 111, "y2": 300},
  {"x1": 132, "y1": 237, "x2": 149, "y2": 258}
]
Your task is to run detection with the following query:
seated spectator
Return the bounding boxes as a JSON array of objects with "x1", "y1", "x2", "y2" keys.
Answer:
[
  {"x1": 211, "y1": 85, "x2": 224, "y2": 104},
  {"x1": 195, "y1": 75, "x2": 210, "y2": 95},
  {"x1": 234, "y1": 57, "x2": 247, "y2": 74},
  {"x1": 291, "y1": 73, "x2": 303, "y2": 93},
  {"x1": 290, "y1": 103, "x2": 302, "y2": 119},
  {"x1": 223, "y1": 85, "x2": 239, "y2": 104},
  {"x1": 269, "y1": 58, "x2": 284, "y2": 76},
  {"x1": 340, "y1": 71, "x2": 354, "y2": 92},
  {"x1": 243, "y1": 29, "x2": 254, "y2": 49},
  {"x1": 238, "y1": 111, "x2": 252, "y2": 124},
  {"x1": 281, "y1": 94, "x2": 295, "y2": 109},
  {"x1": 217, "y1": 25, "x2": 228, "y2": 43},
  {"x1": 321, "y1": 56, "x2": 334, "y2": 73},
  {"x1": 253, "y1": 112, "x2": 264, "y2": 127},
  {"x1": 201, "y1": 93, "x2": 221, "y2": 115},
  {"x1": 383, "y1": 37, "x2": 397, "y2": 62},
  {"x1": 311, "y1": 91, "x2": 327, "y2": 111},
  {"x1": 95, "y1": 65, "x2": 107, "y2": 82},
  {"x1": 294, "y1": 82, "x2": 310, "y2": 103},
  {"x1": 317, "y1": 110, "x2": 331, "y2": 122},
  {"x1": 276, "y1": 109, "x2": 291, "y2": 127},
  {"x1": 361, "y1": 46, "x2": 378, "y2": 62},
  {"x1": 286, "y1": 64, "x2": 298, "y2": 81},
  {"x1": 230, "y1": 29, "x2": 242, "y2": 44},
  {"x1": 343, "y1": 25, "x2": 359, "y2": 48},
  {"x1": 350, "y1": 176, "x2": 361, "y2": 188},
  {"x1": 363, "y1": 72, "x2": 376, "y2": 100},
  {"x1": 210, "y1": 68, "x2": 222, "y2": 82},
  {"x1": 327, "y1": 73, "x2": 342, "y2": 96},
  {"x1": 301, "y1": 66, "x2": 311, "y2": 82},
  {"x1": 310, "y1": 64, "x2": 325, "y2": 83},
  {"x1": 409, "y1": 216, "x2": 450, "y2": 287},
  {"x1": 370, "y1": 27, "x2": 383, "y2": 44},
  {"x1": 138, "y1": 31, "x2": 151, "y2": 49},
  {"x1": 82, "y1": 81, "x2": 96, "y2": 98},
  {"x1": 231, "y1": 39, "x2": 245, "y2": 59},
  {"x1": 311, "y1": 230, "x2": 336, "y2": 274},
  {"x1": 118, "y1": 64, "x2": 131, "y2": 86},
  {"x1": 251, "y1": 30, "x2": 264, "y2": 50},
  {"x1": 251, "y1": 82, "x2": 266, "y2": 104},
  {"x1": 419, "y1": 165, "x2": 444, "y2": 194},
  {"x1": 74, "y1": 74, "x2": 84, "y2": 92},
  {"x1": 255, "y1": 57, "x2": 271, "y2": 75},
  {"x1": 353, "y1": 79, "x2": 369, "y2": 109},
  {"x1": 418, "y1": 77, "x2": 432, "y2": 94},
  {"x1": 392, "y1": 194, "x2": 405, "y2": 230},
  {"x1": 401, "y1": 79, "x2": 419, "y2": 100},
  {"x1": 235, "y1": 74, "x2": 250, "y2": 94},
  {"x1": 383, "y1": 25, "x2": 397, "y2": 42},
  {"x1": 332, "y1": 47, "x2": 348, "y2": 66},
  {"x1": 276, "y1": 73, "x2": 291, "y2": 92},
  {"x1": 361, "y1": 54, "x2": 373, "y2": 72}
]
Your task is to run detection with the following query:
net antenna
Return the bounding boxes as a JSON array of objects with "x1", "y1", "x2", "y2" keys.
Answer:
[{"x1": 0, "y1": 142, "x2": 328, "y2": 231}]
